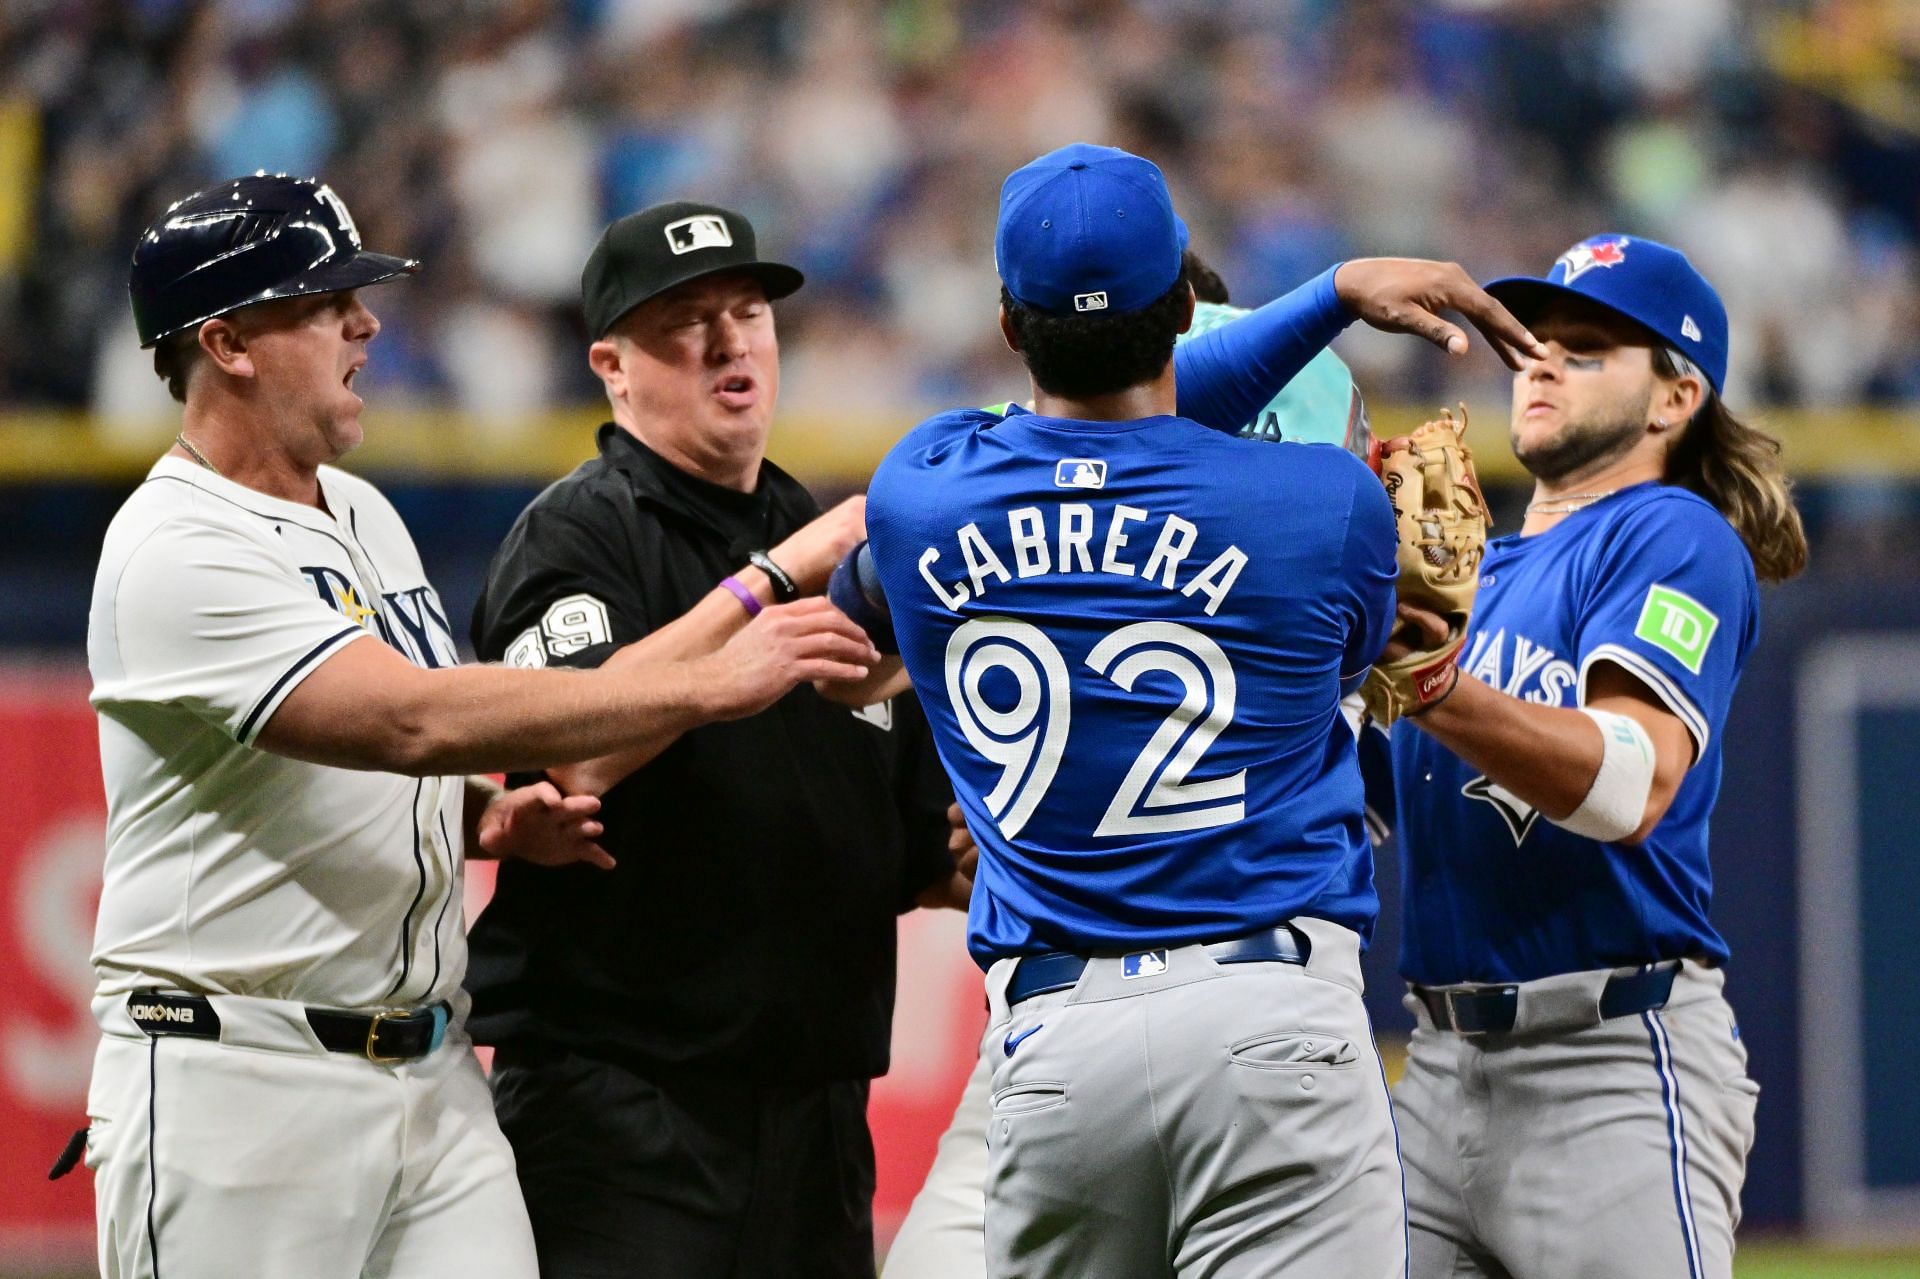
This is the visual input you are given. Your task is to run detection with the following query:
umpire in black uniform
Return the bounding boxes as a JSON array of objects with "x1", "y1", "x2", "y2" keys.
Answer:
[{"x1": 467, "y1": 202, "x2": 963, "y2": 1277}]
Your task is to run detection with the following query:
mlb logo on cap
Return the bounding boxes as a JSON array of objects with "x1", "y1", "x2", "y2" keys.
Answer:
[
  {"x1": 665, "y1": 215, "x2": 733, "y2": 255},
  {"x1": 1121, "y1": 950, "x2": 1168, "y2": 979},
  {"x1": 580, "y1": 201, "x2": 804, "y2": 337},
  {"x1": 1055, "y1": 459, "x2": 1107, "y2": 489}
]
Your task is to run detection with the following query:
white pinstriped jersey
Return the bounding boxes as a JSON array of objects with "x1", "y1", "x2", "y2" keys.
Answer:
[{"x1": 86, "y1": 456, "x2": 466, "y2": 1019}]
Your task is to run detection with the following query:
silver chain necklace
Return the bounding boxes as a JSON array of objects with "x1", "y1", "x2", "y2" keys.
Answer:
[{"x1": 1526, "y1": 489, "x2": 1618, "y2": 515}]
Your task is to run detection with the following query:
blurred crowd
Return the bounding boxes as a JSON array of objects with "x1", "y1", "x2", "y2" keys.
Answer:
[{"x1": 3, "y1": 0, "x2": 1919, "y2": 424}]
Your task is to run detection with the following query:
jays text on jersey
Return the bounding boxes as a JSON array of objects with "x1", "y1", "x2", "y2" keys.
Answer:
[
  {"x1": 866, "y1": 404, "x2": 1398, "y2": 965},
  {"x1": 87, "y1": 456, "x2": 466, "y2": 1020},
  {"x1": 1392, "y1": 483, "x2": 1760, "y2": 985}
]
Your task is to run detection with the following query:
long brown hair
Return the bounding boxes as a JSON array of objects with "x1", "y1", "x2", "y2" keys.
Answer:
[{"x1": 1653, "y1": 349, "x2": 1809, "y2": 582}]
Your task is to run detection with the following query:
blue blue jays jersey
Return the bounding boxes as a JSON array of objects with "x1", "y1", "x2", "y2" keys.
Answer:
[
  {"x1": 866, "y1": 404, "x2": 1397, "y2": 966},
  {"x1": 1393, "y1": 484, "x2": 1759, "y2": 985}
]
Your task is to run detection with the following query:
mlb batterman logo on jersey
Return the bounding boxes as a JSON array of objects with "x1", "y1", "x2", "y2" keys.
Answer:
[
  {"x1": 1054, "y1": 459, "x2": 1107, "y2": 489},
  {"x1": 664, "y1": 214, "x2": 733, "y2": 254}
]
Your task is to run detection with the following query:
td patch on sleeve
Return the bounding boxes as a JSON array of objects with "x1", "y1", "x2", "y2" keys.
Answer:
[{"x1": 1634, "y1": 584, "x2": 1718, "y2": 674}]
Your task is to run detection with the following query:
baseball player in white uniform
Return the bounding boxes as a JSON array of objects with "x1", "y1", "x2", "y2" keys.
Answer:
[{"x1": 77, "y1": 174, "x2": 878, "y2": 1279}]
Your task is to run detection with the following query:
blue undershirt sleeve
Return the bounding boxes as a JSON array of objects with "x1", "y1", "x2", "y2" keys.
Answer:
[
  {"x1": 828, "y1": 541, "x2": 898, "y2": 654},
  {"x1": 1174, "y1": 265, "x2": 1354, "y2": 434}
]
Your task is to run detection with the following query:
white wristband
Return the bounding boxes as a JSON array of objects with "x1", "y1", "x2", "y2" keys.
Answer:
[{"x1": 1553, "y1": 708, "x2": 1657, "y2": 843}]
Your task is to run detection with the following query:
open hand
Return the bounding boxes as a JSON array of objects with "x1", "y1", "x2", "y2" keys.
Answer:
[
  {"x1": 478, "y1": 781, "x2": 613, "y2": 870},
  {"x1": 1334, "y1": 259, "x2": 1547, "y2": 371}
]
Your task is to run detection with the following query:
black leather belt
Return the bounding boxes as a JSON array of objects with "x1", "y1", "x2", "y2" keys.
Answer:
[
  {"x1": 307, "y1": 1004, "x2": 450, "y2": 1063},
  {"x1": 1413, "y1": 962, "x2": 1680, "y2": 1036},
  {"x1": 1007, "y1": 925, "x2": 1311, "y2": 1005},
  {"x1": 126, "y1": 991, "x2": 450, "y2": 1063}
]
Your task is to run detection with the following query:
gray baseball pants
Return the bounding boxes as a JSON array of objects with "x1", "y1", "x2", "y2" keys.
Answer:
[
  {"x1": 981, "y1": 917, "x2": 1407, "y2": 1279},
  {"x1": 1394, "y1": 961, "x2": 1757, "y2": 1279},
  {"x1": 880, "y1": 1021, "x2": 992, "y2": 1279}
]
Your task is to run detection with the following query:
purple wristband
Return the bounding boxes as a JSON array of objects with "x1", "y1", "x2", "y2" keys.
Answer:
[{"x1": 720, "y1": 574, "x2": 763, "y2": 618}]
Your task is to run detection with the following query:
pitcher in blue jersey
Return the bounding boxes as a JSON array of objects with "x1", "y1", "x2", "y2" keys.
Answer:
[
  {"x1": 1382, "y1": 238, "x2": 1808, "y2": 1279},
  {"x1": 857, "y1": 143, "x2": 1538, "y2": 1279},
  {"x1": 877, "y1": 253, "x2": 1388, "y2": 1279}
]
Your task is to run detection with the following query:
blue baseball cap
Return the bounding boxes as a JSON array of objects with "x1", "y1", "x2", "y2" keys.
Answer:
[
  {"x1": 996, "y1": 143, "x2": 1189, "y2": 316},
  {"x1": 1485, "y1": 235, "x2": 1728, "y2": 392}
]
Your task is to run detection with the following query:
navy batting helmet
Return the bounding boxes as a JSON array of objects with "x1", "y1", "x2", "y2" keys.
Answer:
[{"x1": 130, "y1": 173, "x2": 419, "y2": 348}]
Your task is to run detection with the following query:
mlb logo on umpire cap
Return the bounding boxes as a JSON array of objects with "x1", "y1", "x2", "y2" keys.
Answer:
[
  {"x1": 665, "y1": 214, "x2": 733, "y2": 255},
  {"x1": 581, "y1": 201, "x2": 804, "y2": 337}
]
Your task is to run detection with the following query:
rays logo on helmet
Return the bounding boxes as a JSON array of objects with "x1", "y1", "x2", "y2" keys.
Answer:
[
  {"x1": 314, "y1": 184, "x2": 363, "y2": 249},
  {"x1": 1555, "y1": 237, "x2": 1629, "y2": 284}
]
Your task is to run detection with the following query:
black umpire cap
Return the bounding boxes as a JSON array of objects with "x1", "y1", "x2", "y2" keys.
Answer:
[
  {"x1": 130, "y1": 173, "x2": 419, "y2": 348},
  {"x1": 582, "y1": 201, "x2": 804, "y2": 338}
]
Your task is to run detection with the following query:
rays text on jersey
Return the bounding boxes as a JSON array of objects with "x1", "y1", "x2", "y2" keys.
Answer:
[
  {"x1": 917, "y1": 501, "x2": 1248, "y2": 616},
  {"x1": 302, "y1": 566, "x2": 458, "y2": 669}
]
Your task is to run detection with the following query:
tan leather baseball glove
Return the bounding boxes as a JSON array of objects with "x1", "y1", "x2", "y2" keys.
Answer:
[{"x1": 1362, "y1": 406, "x2": 1490, "y2": 725}]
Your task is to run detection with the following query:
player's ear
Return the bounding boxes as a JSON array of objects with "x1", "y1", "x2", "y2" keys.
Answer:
[
  {"x1": 1174, "y1": 282, "x2": 1196, "y2": 335},
  {"x1": 198, "y1": 318, "x2": 255, "y2": 381},
  {"x1": 998, "y1": 304, "x2": 1021, "y2": 355},
  {"x1": 587, "y1": 338, "x2": 626, "y2": 399},
  {"x1": 1653, "y1": 366, "x2": 1706, "y2": 434}
]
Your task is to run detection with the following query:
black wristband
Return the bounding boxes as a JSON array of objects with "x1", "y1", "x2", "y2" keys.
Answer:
[{"x1": 747, "y1": 550, "x2": 799, "y2": 602}]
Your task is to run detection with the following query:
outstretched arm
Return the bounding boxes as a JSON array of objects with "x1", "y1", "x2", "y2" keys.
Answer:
[
  {"x1": 258, "y1": 599, "x2": 878, "y2": 778},
  {"x1": 1175, "y1": 259, "x2": 1545, "y2": 433}
]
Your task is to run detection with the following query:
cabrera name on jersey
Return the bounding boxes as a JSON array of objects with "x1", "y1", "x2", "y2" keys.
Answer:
[{"x1": 865, "y1": 405, "x2": 1396, "y2": 964}]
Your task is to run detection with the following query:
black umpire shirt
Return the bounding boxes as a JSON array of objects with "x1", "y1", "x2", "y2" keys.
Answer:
[{"x1": 466, "y1": 423, "x2": 954, "y2": 1085}]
